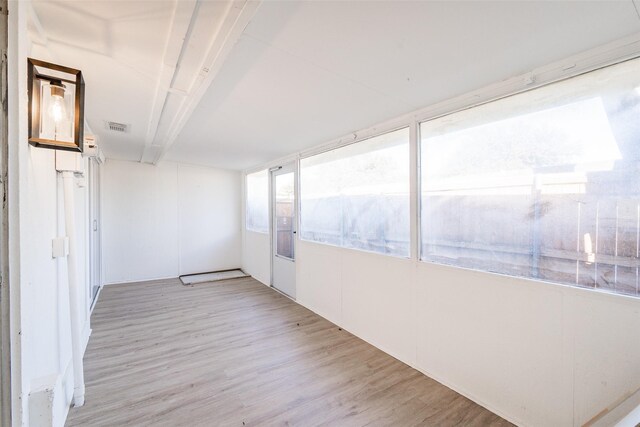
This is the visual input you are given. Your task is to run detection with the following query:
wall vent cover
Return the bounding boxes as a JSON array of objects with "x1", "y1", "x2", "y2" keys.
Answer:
[{"x1": 105, "y1": 121, "x2": 129, "y2": 133}]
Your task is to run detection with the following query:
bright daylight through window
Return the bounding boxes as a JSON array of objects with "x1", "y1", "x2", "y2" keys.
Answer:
[
  {"x1": 246, "y1": 169, "x2": 269, "y2": 233},
  {"x1": 420, "y1": 58, "x2": 640, "y2": 297},
  {"x1": 300, "y1": 128, "x2": 410, "y2": 257}
]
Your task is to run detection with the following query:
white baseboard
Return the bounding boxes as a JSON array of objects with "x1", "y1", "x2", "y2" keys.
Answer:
[
  {"x1": 103, "y1": 275, "x2": 178, "y2": 286},
  {"x1": 82, "y1": 323, "x2": 92, "y2": 354}
]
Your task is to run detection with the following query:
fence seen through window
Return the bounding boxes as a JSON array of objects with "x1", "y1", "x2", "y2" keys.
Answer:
[
  {"x1": 420, "y1": 57, "x2": 640, "y2": 297},
  {"x1": 300, "y1": 128, "x2": 411, "y2": 257}
]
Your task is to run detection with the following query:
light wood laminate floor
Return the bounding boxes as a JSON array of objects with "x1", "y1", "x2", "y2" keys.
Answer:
[{"x1": 66, "y1": 277, "x2": 512, "y2": 427}]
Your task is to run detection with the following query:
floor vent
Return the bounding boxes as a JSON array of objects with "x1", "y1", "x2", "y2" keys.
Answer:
[{"x1": 179, "y1": 269, "x2": 249, "y2": 286}]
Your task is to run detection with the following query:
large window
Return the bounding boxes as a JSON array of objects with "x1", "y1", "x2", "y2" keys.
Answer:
[
  {"x1": 246, "y1": 169, "x2": 269, "y2": 233},
  {"x1": 301, "y1": 127, "x2": 410, "y2": 257},
  {"x1": 420, "y1": 58, "x2": 640, "y2": 296}
]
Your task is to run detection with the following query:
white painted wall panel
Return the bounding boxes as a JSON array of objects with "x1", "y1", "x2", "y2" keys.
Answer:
[
  {"x1": 102, "y1": 161, "x2": 179, "y2": 283},
  {"x1": 177, "y1": 164, "x2": 241, "y2": 275},
  {"x1": 103, "y1": 159, "x2": 241, "y2": 284},
  {"x1": 571, "y1": 293, "x2": 640, "y2": 425},
  {"x1": 341, "y1": 250, "x2": 416, "y2": 365},
  {"x1": 23, "y1": 148, "x2": 61, "y2": 384},
  {"x1": 296, "y1": 241, "x2": 342, "y2": 325},
  {"x1": 19, "y1": 147, "x2": 92, "y2": 426},
  {"x1": 242, "y1": 230, "x2": 270, "y2": 285},
  {"x1": 10, "y1": 16, "x2": 95, "y2": 424},
  {"x1": 416, "y1": 263, "x2": 571, "y2": 426}
]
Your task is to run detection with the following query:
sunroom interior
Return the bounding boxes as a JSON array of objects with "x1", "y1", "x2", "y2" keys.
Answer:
[{"x1": 3, "y1": 1, "x2": 640, "y2": 426}]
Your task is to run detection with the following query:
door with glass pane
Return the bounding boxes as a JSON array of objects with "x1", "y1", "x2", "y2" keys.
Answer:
[{"x1": 271, "y1": 163, "x2": 296, "y2": 298}]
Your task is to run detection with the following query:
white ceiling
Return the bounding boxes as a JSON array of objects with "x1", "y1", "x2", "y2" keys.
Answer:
[
  {"x1": 29, "y1": 0, "x2": 174, "y2": 160},
  {"x1": 29, "y1": 0, "x2": 640, "y2": 171}
]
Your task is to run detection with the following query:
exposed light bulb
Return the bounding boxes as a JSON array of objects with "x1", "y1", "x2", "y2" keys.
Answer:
[
  {"x1": 48, "y1": 83, "x2": 67, "y2": 125},
  {"x1": 49, "y1": 96, "x2": 66, "y2": 123}
]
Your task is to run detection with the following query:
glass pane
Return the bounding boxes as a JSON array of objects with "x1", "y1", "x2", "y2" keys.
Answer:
[
  {"x1": 275, "y1": 172, "x2": 295, "y2": 259},
  {"x1": 246, "y1": 170, "x2": 269, "y2": 233},
  {"x1": 420, "y1": 57, "x2": 640, "y2": 298},
  {"x1": 39, "y1": 81, "x2": 75, "y2": 142},
  {"x1": 300, "y1": 127, "x2": 410, "y2": 257}
]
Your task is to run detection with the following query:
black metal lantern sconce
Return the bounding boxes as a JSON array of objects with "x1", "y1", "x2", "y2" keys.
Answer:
[{"x1": 27, "y1": 58, "x2": 85, "y2": 152}]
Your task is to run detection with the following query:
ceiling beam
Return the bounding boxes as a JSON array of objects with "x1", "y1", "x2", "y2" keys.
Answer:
[
  {"x1": 140, "y1": 0, "x2": 198, "y2": 164},
  {"x1": 149, "y1": 0, "x2": 262, "y2": 165}
]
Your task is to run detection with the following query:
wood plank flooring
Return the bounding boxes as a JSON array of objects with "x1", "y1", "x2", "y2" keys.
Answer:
[{"x1": 66, "y1": 277, "x2": 512, "y2": 427}]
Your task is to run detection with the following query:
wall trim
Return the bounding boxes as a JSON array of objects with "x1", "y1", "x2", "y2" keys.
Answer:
[
  {"x1": 7, "y1": 1, "x2": 28, "y2": 424},
  {"x1": 103, "y1": 275, "x2": 180, "y2": 287},
  {"x1": 0, "y1": 0, "x2": 10, "y2": 425}
]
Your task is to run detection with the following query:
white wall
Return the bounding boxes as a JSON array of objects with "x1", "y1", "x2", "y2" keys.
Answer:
[
  {"x1": 9, "y1": 3, "x2": 93, "y2": 425},
  {"x1": 17, "y1": 146, "x2": 92, "y2": 427},
  {"x1": 102, "y1": 160, "x2": 241, "y2": 284},
  {"x1": 242, "y1": 231, "x2": 270, "y2": 285},
  {"x1": 177, "y1": 165, "x2": 241, "y2": 275}
]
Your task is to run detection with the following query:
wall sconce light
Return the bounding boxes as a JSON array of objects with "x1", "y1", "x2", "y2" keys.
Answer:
[{"x1": 27, "y1": 58, "x2": 85, "y2": 152}]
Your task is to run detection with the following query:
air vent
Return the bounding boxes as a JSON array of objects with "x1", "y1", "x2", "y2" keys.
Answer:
[{"x1": 105, "y1": 121, "x2": 129, "y2": 133}]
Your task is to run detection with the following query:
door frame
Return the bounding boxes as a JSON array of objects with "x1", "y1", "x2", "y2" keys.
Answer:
[
  {"x1": 87, "y1": 158, "x2": 102, "y2": 311},
  {"x1": 269, "y1": 161, "x2": 298, "y2": 298},
  {"x1": 0, "y1": 0, "x2": 9, "y2": 423}
]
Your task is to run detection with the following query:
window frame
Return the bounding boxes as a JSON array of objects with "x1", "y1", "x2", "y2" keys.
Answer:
[
  {"x1": 242, "y1": 39, "x2": 640, "y2": 299},
  {"x1": 416, "y1": 56, "x2": 640, "y2": 299}
]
